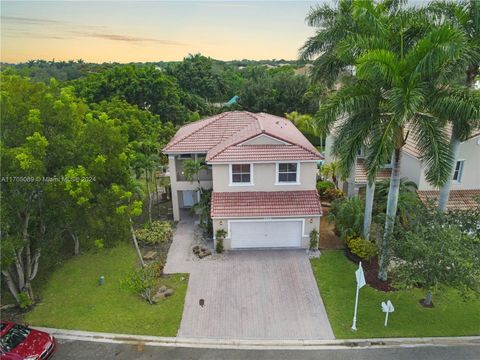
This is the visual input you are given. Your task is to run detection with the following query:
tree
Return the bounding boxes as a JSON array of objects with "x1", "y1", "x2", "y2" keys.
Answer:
[
  {"x1": 299, "y1": 0, "x2": 358, "y2": 87},
  {"x1": 112, "y1": 184, "x2": 145, "y2": 267},
  {"x1": 426, "y1": 0, "x2": 480, "y2": 212},
  {"x1": 320, "y1": 162, "x2": 339, "y2": 188},
  {"x1": 392, "y1": 219, "x2": 480, "y2": 307},
  {"x1": 316, "y1": 0, "x2": 479, "y2": 281},
  {"x1": 328, "y1": 197, "x2": 364, "y2": 239},
  {"x1": 374, "y1": 178, "x2": 418, "y2": 225},
  {"x1": 165, "y1": 54, "x2": 227, "y2": 102},
  {"x1": 183, "y1": 159, "x2": 207, "y2": 194},
  {"x1": 73, "y1": 65, "x2": 190, "y2": 124}
]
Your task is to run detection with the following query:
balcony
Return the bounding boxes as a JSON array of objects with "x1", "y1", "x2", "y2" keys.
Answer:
[{"x1": 175, "y1": 157, "x2": 212, "y2": 182}]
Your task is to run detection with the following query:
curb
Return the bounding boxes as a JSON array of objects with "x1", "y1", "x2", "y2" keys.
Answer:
[{"x1": 32, "y1": 327, "x2": 480, "y2": 350}]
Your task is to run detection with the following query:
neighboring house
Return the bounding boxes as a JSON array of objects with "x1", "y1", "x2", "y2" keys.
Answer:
[
  {"x1": 163, "y1": 111, "x2": 324, "y2": 250},
  {"x1": 324, "y1": 126, "x2": 480, "y2": 210}
]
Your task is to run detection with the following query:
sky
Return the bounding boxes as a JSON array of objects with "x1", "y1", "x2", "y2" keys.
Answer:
[{"x1": 1, "y1": 1, "x2": 321, "y2": 63}]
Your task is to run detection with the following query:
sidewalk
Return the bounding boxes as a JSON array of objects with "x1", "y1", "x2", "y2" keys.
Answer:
[{"x1": 33, "y1": 327, "x2": 480, "y2": 350}]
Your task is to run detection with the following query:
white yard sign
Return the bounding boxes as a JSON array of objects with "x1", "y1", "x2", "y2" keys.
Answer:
[
  {"x1": 381, "y1": 300, "x2": 395, "y2": 326},
  {"x1": 351, "y1": 262, "x2": 366, "y2": 331}
]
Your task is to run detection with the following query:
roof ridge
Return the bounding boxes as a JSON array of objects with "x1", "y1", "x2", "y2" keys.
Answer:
[{"x1": 163, "y1": 112, "x2": 230, "y2": 151}]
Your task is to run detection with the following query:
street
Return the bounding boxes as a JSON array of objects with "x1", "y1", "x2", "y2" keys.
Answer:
[{"x1": 53, "y1": 339, "x2": 480, "y2": 360}]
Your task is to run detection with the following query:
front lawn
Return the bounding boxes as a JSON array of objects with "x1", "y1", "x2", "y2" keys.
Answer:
[
  {"x1": 312, "y1": 251, "x2": 480, "y2": 338},
  {"x1": 25, "y1": 243, "x2": 188, "y2": 336}
]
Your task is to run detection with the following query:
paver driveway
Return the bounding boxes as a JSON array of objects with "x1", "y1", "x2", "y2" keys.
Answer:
[{"x1": 178, "y1": 250, "x2": 334, "y2": 340}]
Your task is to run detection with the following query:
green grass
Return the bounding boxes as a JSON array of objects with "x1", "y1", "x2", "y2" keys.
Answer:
[
  {"x1": 312, "y1": 251, "x2": 480, "y2": 338},
  {"x1": 25, "y1": 243, "x2": 188, "y2": 336}
]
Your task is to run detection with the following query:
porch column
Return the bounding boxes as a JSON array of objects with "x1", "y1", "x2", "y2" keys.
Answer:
[{"x1": 168, "y1": 155, "x2": 180, "y2": 221}]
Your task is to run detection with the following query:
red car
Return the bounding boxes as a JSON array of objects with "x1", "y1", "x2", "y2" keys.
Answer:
[{"x1": 0, "y1": 322, "x2": 56, "y2": 360}]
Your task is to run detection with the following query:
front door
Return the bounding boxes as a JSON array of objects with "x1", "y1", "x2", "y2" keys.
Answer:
[{"x1": 182, "y1": 190, "x2": 196, "y2": 207}]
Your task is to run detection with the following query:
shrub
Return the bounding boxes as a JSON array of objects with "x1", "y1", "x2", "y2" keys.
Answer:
[
  {"x1": 215, "y1": 229, "x2": 227, "y2": 254},
  {"x1": 316, "y1": 181, "x2": 335, "y2": 196},
  {"x1": 136, "y1": 221, "x2": 172, "y2": 244},
  {"x1": 323, "y1": 188, "x2": 345, "y2": 202},
  {"x1": 18, "y1": 291, "x2": 33, "y2": 309},
  {"x1": 94, "y1": 239, "x2": 105, "y2": 250},
  {"x1": 346, "y1": 236, "x2": 378, "y2": 260},
  {"x1": 309, "y1": 228, "x2": 319, "y2": 251},
  {"x1": 328, "y1": 197, "x2": 364, "y2": 239},
  {"x1": 121, "y1": 263, "x2": 160, "y2": 304}
]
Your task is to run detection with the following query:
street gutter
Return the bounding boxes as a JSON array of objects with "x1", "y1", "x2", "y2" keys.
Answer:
[{"x1": 33, "y1": 327, "x2": 480, "y2": 350}]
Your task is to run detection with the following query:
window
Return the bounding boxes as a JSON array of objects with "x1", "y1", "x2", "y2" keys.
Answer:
[
  {"x1": 230, "y1": 164, "x2": 252, "y2": 184},
  {"x1": 0, "y1": 324, "x2": 30, "y2": 352},
  {"x1": 453, "y1": 160, "x2": 464, "y2": 182},
  {"x1": 277, "y1": 162, "x2": 299, "y2": 183}
]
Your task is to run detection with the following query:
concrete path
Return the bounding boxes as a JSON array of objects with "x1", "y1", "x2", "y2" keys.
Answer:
[
  {"x1": 178, "y1": 250, "x2": 334, "y2": 340},
  {"x1": 164, "y1": 211, "x2": 196, "y2": 274}
]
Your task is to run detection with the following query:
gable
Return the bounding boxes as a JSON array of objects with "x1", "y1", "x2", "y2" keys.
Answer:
[{"x1": 241, "y1": 134, "x2": 290, "y2": 146}]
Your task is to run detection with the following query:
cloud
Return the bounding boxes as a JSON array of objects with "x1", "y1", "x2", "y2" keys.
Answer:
[
  {"x1": 72, "y1": 31, "x2": 186, "y2": 46},
  {"x1": 2, "y1": 16, "x2": 65, "y2": 25},
  {"x1": 2, "y1": 16, "x2": 186, "y2": 46}
]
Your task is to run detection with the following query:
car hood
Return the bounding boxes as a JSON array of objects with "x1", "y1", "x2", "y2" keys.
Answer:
[{"x1": 12, "y1": 330, "x2": 51, "y2": 357}]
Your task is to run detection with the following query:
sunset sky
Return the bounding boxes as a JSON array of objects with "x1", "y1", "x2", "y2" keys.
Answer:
[{"x1": 1, "y1": 1, "x2": 320, "y2": 63}]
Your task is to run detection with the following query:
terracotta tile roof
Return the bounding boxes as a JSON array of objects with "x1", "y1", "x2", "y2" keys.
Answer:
[
  {"x1": 163, "y1": 111, "x2": 322, "y2": 162},
  {"x1": 209, "y1": 145, "x2": 321, "y2": 162},
  {"x1": 211, "y1": 190, "x2": 322, "y2": 218},
  {"x1": 355, "y1": 159, "x2": 392, "y2": 184},
  {"x1": 163, "y1": 112, "x2": 257, "y2": 153},
  {"x1": 417, "y1": 189, "x2": 480, "y2": 211}
]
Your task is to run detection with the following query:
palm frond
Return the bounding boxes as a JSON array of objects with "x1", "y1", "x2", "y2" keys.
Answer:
[{"x1": 411, "y1": 114, "x2": 453, "y2": 186}]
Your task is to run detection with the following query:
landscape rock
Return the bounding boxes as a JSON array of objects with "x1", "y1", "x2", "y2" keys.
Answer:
[{"x1": 142, "y1": 250, "x2": 157, "y2": 261}]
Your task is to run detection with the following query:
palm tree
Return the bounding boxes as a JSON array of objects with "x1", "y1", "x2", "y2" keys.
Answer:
[
  {"x1": 318, "y1": 3, "x2": 478, "y2": 281},
  {"x1": 299, "y1": 0, "x2": 358, "y2": 87},
  {"x1": 426, "y1": 0, "x2": 480, "y2": 212},
  {"x1": 301, "y1": 0, "x2": 408, "y2": 240},
  {"x1": 183, "y1": 159, "x2": 207, "y2": 194}
]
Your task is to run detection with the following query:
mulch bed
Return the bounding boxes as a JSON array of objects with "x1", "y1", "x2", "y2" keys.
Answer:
[{"x1": 344, "y1": 249, "x2": 395, "y2": 292}]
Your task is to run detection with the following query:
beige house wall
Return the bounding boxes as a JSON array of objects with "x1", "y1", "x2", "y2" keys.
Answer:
[
  {"x1": 212, "y1": 216, "x2": 321, "y2": 250},
  {"x1": 211, "y1": 162, "x2": 317, "y2": 192},
  {"x1": 417, "y1": 135, "x2": 480, "y2": 191},
  {"x1": 241, "y1": 135, "x2": 288, "y2": 145}
]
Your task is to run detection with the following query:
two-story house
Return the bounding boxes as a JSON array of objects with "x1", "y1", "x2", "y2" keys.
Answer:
[
  {"x1": 324, "y1": 125, "x2": 480, "y2": 210},
  {"x1": 163, "y1": 111, "x2": 323, "y2": 250}
]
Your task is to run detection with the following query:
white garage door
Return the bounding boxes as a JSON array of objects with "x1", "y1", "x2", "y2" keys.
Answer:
[{"x1": 230, "y1": 220, "x2": 302, "y2": 249}]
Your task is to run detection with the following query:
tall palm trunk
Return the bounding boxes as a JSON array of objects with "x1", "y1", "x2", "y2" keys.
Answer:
[
  {"x1": 437, "y1": 134, "x2": 460, "y2": 212},
  {"x1": 347, "y1": 159, "x2": 357, "y2": 197},
  {"x1": 438, "y1": 66, "x2": 477, "y2": 212},
  {"x1": 363, "y1": 180, "x2": 375, "y2": 240},
  {"x1": 378, "y1": 148, "x2": 402, "y2": 281}
]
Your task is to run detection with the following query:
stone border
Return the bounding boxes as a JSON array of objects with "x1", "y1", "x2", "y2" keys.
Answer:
[{"x1": 32, "y1": 327, "x2": 480, "y2": 350}]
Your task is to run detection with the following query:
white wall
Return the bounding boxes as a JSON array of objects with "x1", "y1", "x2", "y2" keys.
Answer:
[
  {"x1": 211, "y1": 162, "x2": 317, "y2": 192},
  {"x1": 399, "y1": 152, "x2": 422, "y2": 186},
  {"x1": 417, "y1": 135, "x2": 480, "y2": 191}
]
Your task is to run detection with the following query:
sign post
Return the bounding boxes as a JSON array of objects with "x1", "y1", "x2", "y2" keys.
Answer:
[
  {"x1": 351, "y1": 262, "x2": 366, "y2": 331},
  {"x1": 381, "y1": 300, "x2": 394, "y2": 326}
]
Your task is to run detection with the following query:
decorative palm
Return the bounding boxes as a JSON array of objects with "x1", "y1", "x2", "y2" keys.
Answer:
[
  {"x1": 183, "y1": 159, "x2": 207, "y2": 194},
  {"x1": 299, "y1": 0, "x2": 358, "y2": 87},
  {"x1": 426, "y1": 0, "x2": 480, "y2": 211},
  {"x1": 317, "y1": 2, "x2": 479, "y2": 281}
]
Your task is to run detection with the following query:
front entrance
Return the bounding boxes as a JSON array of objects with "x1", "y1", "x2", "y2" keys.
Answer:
[
  {"x1": 181, "y1": 190, "x2": 196, "y2": 208},
  {"x1": 230, "y1": 219, "x2": 303, "y2": 249}
]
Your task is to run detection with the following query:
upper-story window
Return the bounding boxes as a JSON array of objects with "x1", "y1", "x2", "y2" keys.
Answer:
[
  {"x1": 230, "y1": 164, "x2": 253, "y2": 185},
  {"x1": 453, "y1": 160, "x2": 464, "y2": 182},
  {"x1": 276, "y1": 162, "x2": 299, "y2": 184}
]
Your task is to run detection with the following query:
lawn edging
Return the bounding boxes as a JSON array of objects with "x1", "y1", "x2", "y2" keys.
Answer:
[{"x1": 33, "y1": 326, "x2": 480, "y2": 349}]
